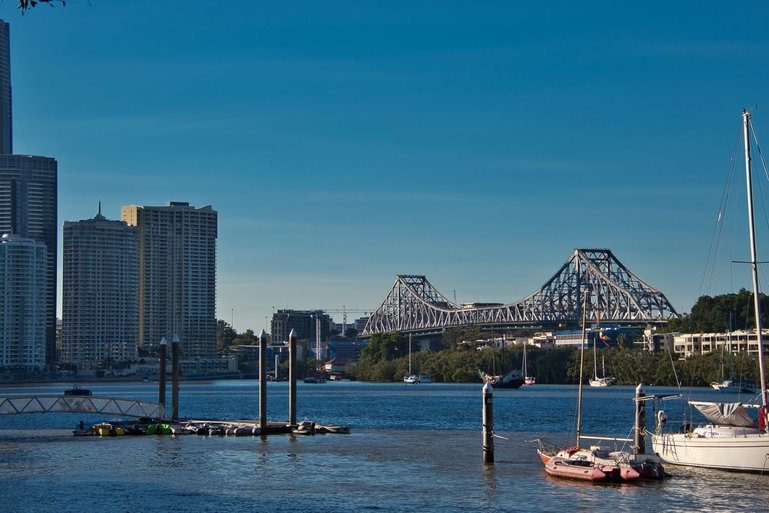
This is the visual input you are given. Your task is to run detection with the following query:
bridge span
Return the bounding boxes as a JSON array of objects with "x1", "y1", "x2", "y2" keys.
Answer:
[
  {"x1": 362, "y1": 248, "x2": 679, "y2": 337},
  {"x1": 0, "y1": 395, "x2": 165, "y2": 419}
]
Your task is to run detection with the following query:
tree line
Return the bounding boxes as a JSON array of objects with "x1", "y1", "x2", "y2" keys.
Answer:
[{"x1": 350, "y1": 317, "x2": 764, "y2": 387}]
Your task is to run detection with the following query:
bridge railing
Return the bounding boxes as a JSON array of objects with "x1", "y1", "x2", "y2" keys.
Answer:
[{"x1": 0, "y1": 395, "x2": 165, "y2": 419}]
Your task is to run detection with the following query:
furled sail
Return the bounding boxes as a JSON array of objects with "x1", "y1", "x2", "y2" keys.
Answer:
[{"x1": 690, "y1": 401, "x2": 757, "y2": 427}]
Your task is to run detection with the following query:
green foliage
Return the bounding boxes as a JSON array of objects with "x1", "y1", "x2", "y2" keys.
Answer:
[
  {"x1": 441, "y1": 325, "x2": 483, "y2": 349},
  {"x1": 665, "y1": 289, "x2": 769, "y2": 333},
  {"x1": 358, "y1": 332, "x2": 407, "y2": 365},
  {"x1": 216, "y1": 320, "x2": 242, "y2": 349}
]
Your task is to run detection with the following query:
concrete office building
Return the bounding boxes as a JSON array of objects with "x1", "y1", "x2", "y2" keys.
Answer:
[
  {"x1": 0, "y1": 234, "x2": 46, "y2": 371},
  {"x1": 61, "y1": 207, "x2": 139, "y2": 370},
  {"x1": 122, "y1": 202, "x2": 217, "y2": 359}
]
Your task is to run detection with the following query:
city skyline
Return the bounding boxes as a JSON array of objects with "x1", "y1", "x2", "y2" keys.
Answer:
[{"x1": 3, "y1": 3, "x2": 769, "y2": 331}]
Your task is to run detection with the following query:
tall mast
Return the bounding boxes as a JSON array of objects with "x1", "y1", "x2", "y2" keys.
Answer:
[
  {"x1": 408, "y1": 333, "x2": 412, "y2": 375},
  {"x1": 576, "y1": 290, "x2": 589, "y2": 447},
  {"x1": 743, "y1": 109, "x2": 768, "y2": 407}
]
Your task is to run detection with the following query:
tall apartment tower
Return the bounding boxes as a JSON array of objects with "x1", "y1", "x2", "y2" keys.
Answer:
[
  {"x1": 0, "y1": 19, "x2": 58, "y2": 368},
  {"x1": 0, "y1": 19, "x2": 12, "y2": 154},
  {"x1": 0, "y1": 155, "x2": 57, "y2": 366},
  {"x1": 122, "y1": 202, "x2": 217, "y2": 359},
  {"x1": 0, "y1": 234, "x2": 46, "y2": 371},
  {"x1": 62, "y1": 207, "x2": 139, "y2": 370}
]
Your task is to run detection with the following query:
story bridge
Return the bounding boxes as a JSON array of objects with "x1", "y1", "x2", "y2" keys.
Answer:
[{"x1": 361, "y1": 248, "x2": 679, "y2": 337}]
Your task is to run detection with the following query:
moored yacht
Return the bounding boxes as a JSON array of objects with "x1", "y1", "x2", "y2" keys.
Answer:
[{"x1": 651, "y1": 110, "x2": 769, "y2": 472}]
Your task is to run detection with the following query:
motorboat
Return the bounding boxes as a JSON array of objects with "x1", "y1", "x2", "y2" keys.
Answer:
[{"x1": 63, "y1": 385, "x2": 92, "y2": 396}]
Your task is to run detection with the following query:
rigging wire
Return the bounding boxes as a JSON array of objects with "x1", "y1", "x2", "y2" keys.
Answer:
[
  {"x1": 749, "y1": 115, "x2": 769, "y2": 296},
  {"x1": 702, "y1": 134, "x2": 741, "y2": 297}
]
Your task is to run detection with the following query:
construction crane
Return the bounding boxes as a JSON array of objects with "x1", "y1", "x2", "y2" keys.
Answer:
[{"x1": 314, "y1": 306, "x2": 371, "y2": 336}]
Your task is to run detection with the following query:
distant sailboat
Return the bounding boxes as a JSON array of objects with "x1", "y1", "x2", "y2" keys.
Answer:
[
  {"x1": 479, "y1": 337, "x2": 524, "y2": 389},
  {"x1": 404, "y1": 334, "x2": 420, "y2": 384},
  {"x1": 522, "y1": 341, "x2": 535, "y2": 386},
  {"x1": 710, "y1": 313, "x2": 755, "y2": 393},
  {"x1": 589, "y1": 311, "x2": 615, "y2": 387}
]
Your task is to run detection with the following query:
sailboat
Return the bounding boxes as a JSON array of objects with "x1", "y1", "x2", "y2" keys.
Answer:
[
  {"x1": 589, "y1": 350, "x2": 616, "y2": 387},
  {"x1": 536, "y1": 291, "x2": 646, "y2": 481},
  {"x1": 522, "y1": 341, "x2": 535, "y2": 386},
  {"x1": 710, "y1": 314, "x2": 755, "y2": 393},
  {"x1": 651, "y1": 110, "x2": 769, "y2": 472},
  {"x1": 588, "y1": 313, "x2": 615, "y2": 387},
  {"x1": 479, "y1": 338, "x2": 524, "y2": 389},
  {"x1": 404, "y1": 334, "x2": 420, "y2": 384}
]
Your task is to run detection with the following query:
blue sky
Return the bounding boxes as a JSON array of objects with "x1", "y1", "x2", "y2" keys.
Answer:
[{"x1": 3, "y1": 1, "x2": 769, "y2": 331}]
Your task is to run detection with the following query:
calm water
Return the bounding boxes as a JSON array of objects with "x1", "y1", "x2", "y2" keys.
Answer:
[{"x1": 0, "y1": 381, "x2": 768, "y2": 513}]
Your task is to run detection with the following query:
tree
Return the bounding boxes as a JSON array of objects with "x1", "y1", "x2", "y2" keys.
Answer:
[
  {"x1": 19, "y1": 1, "x2": 65, "y2": 14},
  {"x1": 441, "y1": 325, "x2": 483, "y2": 349},
  {"x1": 358, "y1": 332, "x2": 407, "y2": 366},
  {"x1": 665, "y1": 290, "x2": 769, "y2": 333},
  {"x1": 216, "y1": 319, "x2": 237, "y2": 350}
]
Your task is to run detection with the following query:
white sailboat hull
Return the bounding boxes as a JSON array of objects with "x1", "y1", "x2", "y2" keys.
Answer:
[
  {"x1": 652, "y1": 428, "x2": 769, "y2": 472},
  {"x1": 589, "y1": 377, "x2": 615, "y2": 387}
]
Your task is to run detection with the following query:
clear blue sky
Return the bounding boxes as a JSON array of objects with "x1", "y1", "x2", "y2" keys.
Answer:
[{"x1": 3, "y1": 1, "x2": 769, "y2": 331}]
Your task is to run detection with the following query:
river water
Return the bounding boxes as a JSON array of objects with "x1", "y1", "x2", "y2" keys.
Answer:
[{"x1": 0, "y1": 381, "x2": 767, "y2": 512}]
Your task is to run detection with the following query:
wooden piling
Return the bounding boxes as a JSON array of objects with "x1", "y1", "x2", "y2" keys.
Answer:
[
  {"x1": 483, "y1": 382, "x2": 494, "y2": 464},
  {"x1": 172, "y1": 335, "x2": 180, "y2": 421},
  {"x1": 634, "y1": 383, "x2": 646, "y2": 455},
  {"x1": 288, "y1": 329, "x2": 297, "y2": 426},
  {"x1": 158, "y1": 337, "x2": 167, "y2": 408},
  {"x1": 259, "y1": 329, "x2": 268, "y2": 431}
]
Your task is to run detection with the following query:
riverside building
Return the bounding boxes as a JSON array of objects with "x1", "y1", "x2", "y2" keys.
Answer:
[
  {"x1": 122, "y1": 202, "x2": 217, "y2": 359},
  {"x1": 61, "y1": 207, "x2": 139, "y2": 370},
  {"x1": 0, "y1": 234, "x2": 46, "y2": 372},
  {"x1": 0, "y1": 19, "x2": 59, "y2": 368}
]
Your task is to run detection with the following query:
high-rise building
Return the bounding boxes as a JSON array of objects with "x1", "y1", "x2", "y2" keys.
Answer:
[
  {"x1": 0, "y1": 234, "x2": 46, "y2": 371},
  {"x1": 271, "y1": 309, "x2": 333, "y2": 344},
  {"x1": 0, "y1": 19, "x2": 12, "y2": 155},
  {"x1": 0, "y1": 155, "x2": 57, "y2": 366},
  {"x1": 122, "y1": 201, "x2": 217, "y2": 359},
  {"x1": 0, "y1": 19, "x2": 58, "y2": 369},
  {"x1": 62, "y1": 206, "x2": 139, "y2": 370}
]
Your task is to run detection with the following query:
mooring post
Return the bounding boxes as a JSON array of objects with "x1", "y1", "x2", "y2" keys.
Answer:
[
  {"x1": 634, "y1": 383, "x2": 646, "y2": 455},
  {"x1": 259, "y1": 329, "x2": 268, "y2": 432},
  {"x1": 172, "y1": 335, "x2": 180, "y2": 421},
  {"x1": 158, "y1": 337, "x2": 167, "y2": 408},
  {"x1": 483, "y1": 382, "x2": 494, "y2": 464},
  {"x1": 288, "y1": 328, "x2": 297, "y2": 426}
]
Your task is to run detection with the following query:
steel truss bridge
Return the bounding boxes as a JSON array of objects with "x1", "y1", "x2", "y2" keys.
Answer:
[
  {"x1": 362, "y1": 248, "x2": 679, "y2": 336},
  {"x1": 0, "y1": 395, "x2": 165, "y2": 418}
]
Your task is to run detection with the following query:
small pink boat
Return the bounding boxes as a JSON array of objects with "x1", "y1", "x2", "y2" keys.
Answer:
[
  {"x1": 543, "y1": 456, "x2": 622, "y2": 482},
  {"x1": 538, "y1": 446, "x2": 643, "y2": 482}
]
